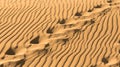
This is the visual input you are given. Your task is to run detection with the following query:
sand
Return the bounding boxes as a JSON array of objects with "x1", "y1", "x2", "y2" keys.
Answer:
[{"x1": 0, "y1": 0, "x2": 120, "y2": 67}]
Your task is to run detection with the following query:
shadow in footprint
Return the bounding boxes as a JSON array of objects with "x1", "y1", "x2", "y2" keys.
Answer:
[
  {"x1": 90, "y1": 19, "x2": 95, "y2": 24},
  {"x1": 74, "y1": 29, "x2": 80, "y2": 33},
  {"x1": 118, "y1": 40, "x2": 120, "y2": 43},
  {"x1": 107, "y1": 0, "x2": 112, "y2": 3},
  {"x1": 30, "y1": 36, "x2": 40, "y2": 44},
  {"x1": 88, "y1": 9, "x2": 93, "y2": 12},
  {"x1": 102, "y1": 57, "x2": 108, "y2": 64},
  {"x1": 75, "y1": 12, "x2": 82, "y2": 16},
  {"x1": 58, "y1": 19, "x2": 66, "y2": 24},
  {"x1": 62, "y1": 39, "x2": 69, "y2": 45},
  {"x1": 0, "y1": 64, "x2": 3, "y2": 67},
  {"x1": 118, "y1": 50, "x2": 120, "y2": 54},
  {"x1": 5, "y1": 48, "x2": 15, "y2": 55},
  {"x1": 47, "y1": 27, "x2": 53, "y2": 34},
  {"x1": 45, "y1": 43, "x2": 49, "y2": 48},
  {"x1": 91, "y1": 65, "x2": 97, "y2": 67},
  {"x1": 84, "y1": 21, "x2": 88, "y2": 25},
  {"x1": 16, "y1": 59, "x2": 25, "y2": 67},
  {"x1": 1, "y1": 56, "x2": 5, "y2": 59},
  {"x1": 94, "y1": 5, "x2": 102, "y2": 8},
  {"x1": 39, "y1": 49, "x2": 49, "y2": 55}
]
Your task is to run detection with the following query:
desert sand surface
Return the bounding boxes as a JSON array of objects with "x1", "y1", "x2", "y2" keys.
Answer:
[{"x1": 0, "y1": 0, "x2": 120, "y2": 67}]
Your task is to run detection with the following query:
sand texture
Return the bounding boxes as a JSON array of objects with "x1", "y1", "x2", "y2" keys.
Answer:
[{"x1": 0, "y1": 0, "x2": 120, "y2": 67}]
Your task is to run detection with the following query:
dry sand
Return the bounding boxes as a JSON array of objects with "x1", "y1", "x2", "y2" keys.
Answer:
[{"x1": 0, "y1": 0, "x2": 120, "y2": 67}]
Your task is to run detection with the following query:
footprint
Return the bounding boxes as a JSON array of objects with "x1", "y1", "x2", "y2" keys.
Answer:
[
  {"x1": 16, "y1": 59, "x2": 25, "y2": 67},
  {"x1": 118, "y1": 50, "x2": 120, "y2": 54},
  {"x1": 94, "y1": 5, "x2": 102, "y2": 8},
  {"x1": 47, "y1": 27, "x2": 54, "y2": 34},
  {"x1": 102, "y1": 57, "x2": 109, "y2": 64},
  {"x1": 88, "y1": 9, "x2": 93, "y2": 12},
  {"x1": 107, "y1": 0, "x2": 112, "y2": 3},
  {"x1": 58, "y1": 19, "x2": 66, "y2": 24},
  {"x1": 75, "y1": 12, "x2": 82, "y2": 16},
  {"x1": 30, "y1": 36, "x2": 40, "y2": 44},
  {"x1": 0, "y1": 64, "x2": 3, "y2": 67},
  {"x1": 90, "y1": 65, "x2": 97, "y2": 67},
  {"x1": 118, "y1": 40, "x2": 120, "y2": 44},
  {"x1": 5, "y1": 48, "x2": 15, "y2": 55}
]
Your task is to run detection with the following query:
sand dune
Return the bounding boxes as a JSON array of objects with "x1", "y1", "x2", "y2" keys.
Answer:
[{"x1": 0, "y1": 0, "x2": 120, "y2": 67}]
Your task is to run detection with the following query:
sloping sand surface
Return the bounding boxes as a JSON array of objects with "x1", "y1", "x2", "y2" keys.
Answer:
[{"x1": 0, "y1": 0, "x2": 120, "y2": 67}]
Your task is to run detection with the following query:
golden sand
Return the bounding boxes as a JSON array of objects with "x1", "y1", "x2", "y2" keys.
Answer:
[{"x1": 0, "y1": 0, "x2": 120, "y2": 67}]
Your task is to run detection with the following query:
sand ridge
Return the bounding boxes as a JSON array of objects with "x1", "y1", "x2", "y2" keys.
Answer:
[{"x1": 0, "y1": 0, "x2": 120, "y2": 67}]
